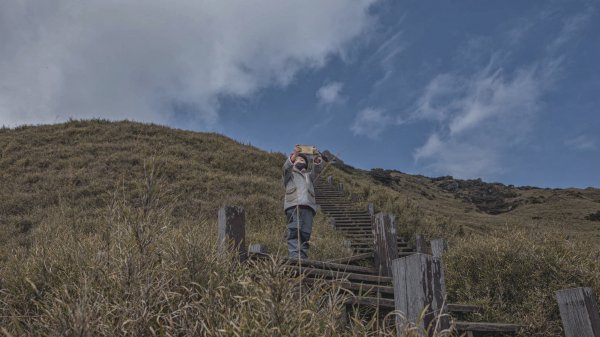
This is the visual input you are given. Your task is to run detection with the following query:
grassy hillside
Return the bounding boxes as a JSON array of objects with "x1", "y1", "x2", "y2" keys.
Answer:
[
  {"x1": 1, "y1": 120, "x2": 599, "y2": 336},
  {"x1": 0, "y1": 119, "x2": 348, "y2": 260}
]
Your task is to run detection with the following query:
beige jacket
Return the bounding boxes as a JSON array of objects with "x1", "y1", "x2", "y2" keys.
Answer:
[{"x1": 282, "y1": 155, "x2": 323, "y2": 213}]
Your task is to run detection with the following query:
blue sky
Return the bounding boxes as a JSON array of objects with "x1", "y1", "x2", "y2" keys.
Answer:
[
  {"x1": 1, "y1": 0, "x2": 598, "y2": 187},
  {"x1": 216, "y1": 0, "x2": 600, "y2": 188}
]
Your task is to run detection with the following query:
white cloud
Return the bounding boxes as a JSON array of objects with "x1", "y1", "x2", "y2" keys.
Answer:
[
  {"x1": 415, "y1": 134, "x2": 502, "y2": 178},
  {"x1": 565, "y1": 135, "x2": 597, "y2": 151},
  {"x1": 408, "y1": 8, "x2": 592, "y2": 179},
  {"x1": 0, "y1": 0, "x2": 376, "y2": 127},
  {"x1": 409, "y1": 58, "x2": 558, "y2": 178},
  {"x1": 350, "y1": 107, "x2": 394, "y2": 139},
  {"x1": 547, "y1": 10, "x2": 593, "y2": 53},
  {"x1": 316, "y1": 82, "x2": 344, "y2": 105}
]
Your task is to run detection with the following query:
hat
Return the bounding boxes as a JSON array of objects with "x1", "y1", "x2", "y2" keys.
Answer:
[{"x1": 295, "y1": 153, "x2": 309, "y2": 164}]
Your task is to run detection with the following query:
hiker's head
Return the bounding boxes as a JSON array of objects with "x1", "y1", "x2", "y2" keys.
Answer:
[{"x1": 294, "y1": 154, "x2": 308, "y2": 170}]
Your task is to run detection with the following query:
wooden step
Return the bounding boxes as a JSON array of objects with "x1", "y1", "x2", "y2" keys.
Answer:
[
  {"x1": 332, "y1": 223, "x2": 372, "y2": 228},
  {"x1": 347, "y1": 298, "x2": 485, "y2": 315},
  {"x1": 446, "y1": 304, "x2": 483, "y2": 314},
  {"x1": 326, "y1": 253, "x2": 372, "y2": 264},
  {"x1": 283, "y1": 266, "x2": 392, "y2": 284},
  {"x1": 327, "y1": 215, "x2": 372, "y2": 219},
  {"x1": 351, "y1": 250, "x2": 415, "y2": 258},
  {"x1": 303, "y1": 279, "x2": 394, "y2": 296},
  {"x1": 454, "y1": 321, "x2": 522, "y2": 334},
  {"x1": 283, "y1": 258, "x2": 375, "y2": 275},
  {"x1": 323, "y1": 210, "x2": 370, "y2": 213}
]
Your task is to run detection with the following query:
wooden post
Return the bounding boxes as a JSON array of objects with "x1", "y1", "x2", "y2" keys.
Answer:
[
  {"x1": 392, "y1": 254, "x2": 448, "y2": 335},
  {"x1": 329, "y1": 218, "x2": 336, "y2": 230},
  {"x1": 218, "y1": 205, "x2": 247, "y2": 261},
  {"x1": 327, "y1": 176, "x2": 333, "y2": 185},
  {"x1": 338, "y1": 182, "x2": 344, "y2": 192},
  {"x1": 415, "y1": 234, "x2": 427, "y2": 254},
  {"x1": 556, "y1": 287, "x2": 600, "y2": 337},
  {"x1": 368, "y1": 203, "x2": 374, "y2": 217},
  {"x1": 431, "y1": 239, "x2": 448, "y2": 259},
  {"x1": 372, "y1": 213, "x2": 398, "y2": 277}
]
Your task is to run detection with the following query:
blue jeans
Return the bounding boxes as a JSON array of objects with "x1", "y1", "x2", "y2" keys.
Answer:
[{"x1": 285, "y1": 206, "x2": 314, "y2": 259}]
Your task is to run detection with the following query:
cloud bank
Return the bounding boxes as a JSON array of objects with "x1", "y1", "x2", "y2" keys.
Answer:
[{"x1": 0, "y1": 0, "x2": 376, "y2": 127}]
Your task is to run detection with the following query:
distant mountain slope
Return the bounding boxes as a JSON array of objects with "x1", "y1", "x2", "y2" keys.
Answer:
[{"x1": 323, "y1": 148, "x2": 600, "y2": 243}]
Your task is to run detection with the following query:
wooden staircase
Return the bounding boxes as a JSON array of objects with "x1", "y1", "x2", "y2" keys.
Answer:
[
  {"x1": 314, "y1": 179, "x2": 415, "y2": 259},
  {"x1": 307, "y1": 177, "x2": 522, "y2": 336}
]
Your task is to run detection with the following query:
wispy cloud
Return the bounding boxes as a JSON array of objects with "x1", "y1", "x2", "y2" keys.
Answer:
[
  {"x1": 565, "y1": 135, "x2": 597, "y2": 151},
  {"x1": 407, "y1": 8, "x2": 592, "y2": 179},
  {"x1": 547, "y1": 9, "x2": 594, "y2": 53},
  {"x1": 364, "y1": 26, "x2": 406, "y2": 89},
  {"x1": 412, "y1": 61, "x2": 552, "y2": 178},
  {"x1": 0, "y1": 0, "x2": 377, "y2": 127},
  {"x1": 350, "y1": 107, "x2": 396, "y2": 139},
  {"x1": 316, "y1": 82, "x2": 345, "y2": 105}
]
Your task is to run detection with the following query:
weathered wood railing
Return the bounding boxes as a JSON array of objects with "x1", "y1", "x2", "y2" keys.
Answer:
[
  {"x1": 218, "y1": 189, "x2": 521, "y2": 336},
  {"x1": 217, "y1": 205, "x2": 247, "y2": 261},
  {"x1": 372, "y1": 212, "x2": 398, "y2": 277}
]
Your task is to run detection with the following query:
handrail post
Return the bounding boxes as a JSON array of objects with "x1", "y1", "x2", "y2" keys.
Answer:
[
  {"x1": 372, "y1": 213, "x2": 398, "y2": 277},
  {"x1": 392, "y1": 254, "x2": 448, "y2": 335},
  {"x1": 556, "y1": 287, "x2": 600, "y2": 337},
  {"x1": 218, "y1": 205, "x2": 247, "y2": 261}
]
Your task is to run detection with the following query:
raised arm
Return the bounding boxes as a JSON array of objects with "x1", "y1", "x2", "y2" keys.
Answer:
[
  {"x1": 309, "y1": 152, "x2": 323, "y2": 182},
  {"x1": 283, "y1": 145, "x2": 300, "y2": 185}
]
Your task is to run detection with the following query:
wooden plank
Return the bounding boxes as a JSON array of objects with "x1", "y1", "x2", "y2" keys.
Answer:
[
  {"x1": 217, "y1": 205, "x2": 246, "y2": 261},
  {"x1": 454, "y1": 321, "x2": 522, "y2": 333},
  {"x1": 352, "y1": 250, "x2": 415, "y2": 258},
  {"x1": 347, "y1": 299, "x2": 484, "y2": 314},
  {"x1": 344, "y1": 238, "x2": 408, "y2": 245},
  {"x1": 347, "y1": 296, "x2": 395, "y2": 309},
  {"x1": 326, "y1": 252, "x2": 373, "y2": 264},
  {"x1": 446, "y1": 304, "x2": 482, "y2": 314},
  {"x1": 431, "y1": 239, "x2": 448, "y2": 259},
  {"x1": 556, "y1": 287, "x2": 600, "y2": 337},
  {"x1": 284, "y1": 258, "x2": 375, "y2": 274},
  {"x1": 282, "y1": 266, "x2": 392, "y2": 284},
  {"x1": 372, "y1": 213, "x2": 398, "y2": 277},
  {"x1": 302, "y1": 278, "x2": 394, "y2": 296},
  {"x1": 392, "y1": 253, "x2": 448, "y2": 334}
]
